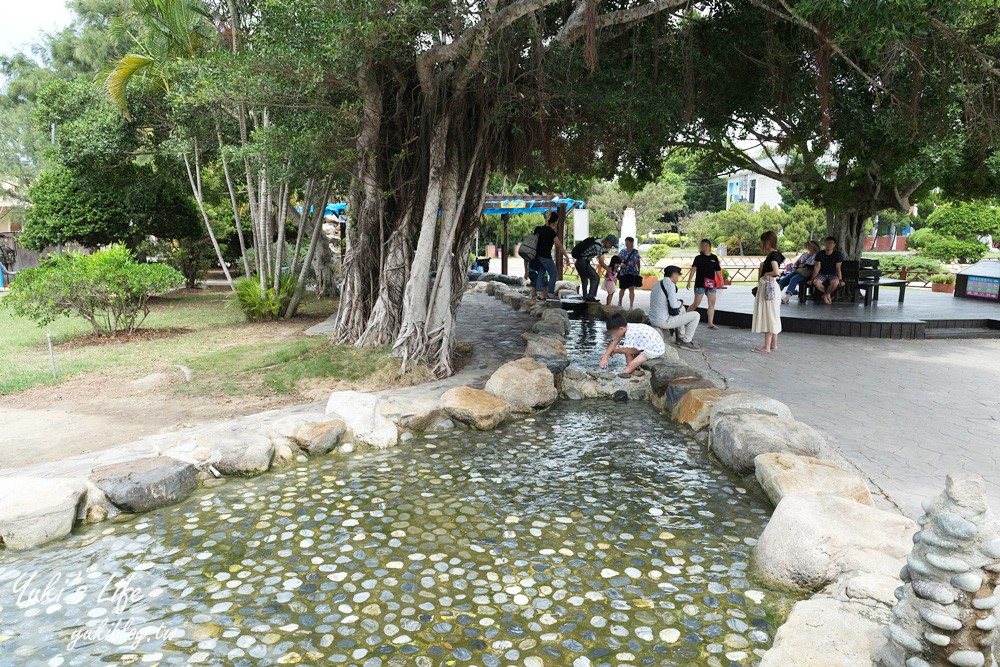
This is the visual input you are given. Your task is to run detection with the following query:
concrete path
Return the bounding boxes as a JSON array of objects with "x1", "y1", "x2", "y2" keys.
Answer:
[{"x1": 679, "y1": 324, "x2": 1000, "y2": 519}]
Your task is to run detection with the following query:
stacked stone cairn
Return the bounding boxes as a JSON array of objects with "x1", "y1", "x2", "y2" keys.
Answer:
[{"x1": 880, "y1": 473, "x2": 1000, "y2": 667}]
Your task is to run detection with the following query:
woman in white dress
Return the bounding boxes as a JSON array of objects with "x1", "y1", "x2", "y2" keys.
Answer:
[{"x1": 752, "y1": 230, "x2": 784, "y2": 353}]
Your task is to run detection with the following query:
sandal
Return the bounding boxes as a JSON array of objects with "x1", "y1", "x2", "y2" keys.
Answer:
[
  {"x1": 707, "y1": 324, "x2": 718, "y2": 329},
  {"x1": 631, "y1": 370, "x2": 645, "y2": 377},
  {"x1": 618, "y1": 372, "x2": 634, "y2": 378},
  {"x1": 752, "y1": 347, "x2": 770, "y2": 354}
]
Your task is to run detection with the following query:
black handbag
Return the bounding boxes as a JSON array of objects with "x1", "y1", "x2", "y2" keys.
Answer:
[{"x1": 751, "y1": 286, "x2": 758, "y2": 297}]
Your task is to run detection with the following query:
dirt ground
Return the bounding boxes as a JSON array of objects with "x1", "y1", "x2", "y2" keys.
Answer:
[{"x1": 0, "y1": 371, "x2": 298, "y2": 471}]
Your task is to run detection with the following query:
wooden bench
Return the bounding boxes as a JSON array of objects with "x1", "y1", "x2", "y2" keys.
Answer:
[{"x1": 799, "y1": 259, "x2": 908, "y2": 306}]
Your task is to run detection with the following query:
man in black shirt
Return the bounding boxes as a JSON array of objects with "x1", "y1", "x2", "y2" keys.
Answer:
[
  {"x1": 533, "y1": 213, "x2": 570, "y2": 301},
  {"x1": 811, "y1": 236, "x2": 845, "y2": 304}
]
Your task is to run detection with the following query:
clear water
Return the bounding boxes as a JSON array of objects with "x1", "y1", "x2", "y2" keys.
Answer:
[
  {"x1": 564, "y1": 316, "x2": 625, "y2": 373},
  {"x1": 0, "y1": 402, "x2": 791, "y2": 667}
]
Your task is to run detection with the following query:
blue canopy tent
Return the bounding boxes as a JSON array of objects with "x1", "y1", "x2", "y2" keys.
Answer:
[{"x1": 481, "y1": 196, "x2": 586, "y2": 276}]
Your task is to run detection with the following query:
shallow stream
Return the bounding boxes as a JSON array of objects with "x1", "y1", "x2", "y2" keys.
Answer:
[{"x1": 0, "y1": 397, "x2": 792, "y2": 667}]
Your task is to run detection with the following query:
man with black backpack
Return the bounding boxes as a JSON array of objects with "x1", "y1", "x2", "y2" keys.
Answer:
[{"x1": 571, "y1": 234, "x2": 618, "y2": 302}]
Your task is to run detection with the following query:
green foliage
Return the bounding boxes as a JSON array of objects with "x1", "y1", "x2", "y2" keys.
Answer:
[
  {"x1": 906, "y1": 227, "x2": 942, "y2": 250},
  {"x1": 231, "y1": 274, "x2": 299, "y2": 322},
  {"x1": 639, "y1": 267, "x2": 660, "y2": 277},
  {"x1": 930, "y1": 273, "x2": 956, "y2": 284},
  {"x1": 662, "y1": 150, "x2": 726, "y2": 214},
  {"x1": 651, "y1": 233, "x2": 681, "y2": 246},
  {"x1": 688, "y1": 204, "x2": 786, "y2": 255},
  {"x1": 587, "y1": 178, "x2": 684, "y2": 238},
  {"x1": 782, "y1": 202, "x2": 827, "y2": 250},
  {"x1": 141, "y1": 235, "x2": 214, "y2": 288},
  {"x1": 0, "y1": 244, "x2": 183, "y2": 336},
  {"x1": 927, "y1": 202, "x2": 1000, "y2": 239},
  {"x1": 866, "y1": 254, "x2": 944, "y2": 275},
  {"x1": 923, "y1": 238, "x2": 988, "y2": 264},
  {"x1": 22, "y1": 163, "x2": 200, "y2": 250},
  {"x1": 643, "y1": 245, "x2": 671, "y2": 264}
]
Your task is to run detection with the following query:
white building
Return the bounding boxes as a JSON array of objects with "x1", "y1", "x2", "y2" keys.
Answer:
[{"x1": 724, "y1": 169, "x2": 784, "y2": 211}]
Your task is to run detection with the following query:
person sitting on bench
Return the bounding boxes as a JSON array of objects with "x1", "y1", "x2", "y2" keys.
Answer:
[{"x1": 811, "y1": 236, "x2": 845, "y2": 304}]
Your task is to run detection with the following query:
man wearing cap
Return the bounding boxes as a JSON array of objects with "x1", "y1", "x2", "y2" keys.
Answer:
[
  {"x1": 571, "y1": 234, "x2": 618, "y2": 302},
  {"x1": 649, "y1": 265, "x2": 701, "y2": 350}
]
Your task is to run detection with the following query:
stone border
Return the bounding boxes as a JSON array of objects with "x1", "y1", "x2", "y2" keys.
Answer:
[{"x1": 476, "y1": 279, "x2": 922, "y2": 665}]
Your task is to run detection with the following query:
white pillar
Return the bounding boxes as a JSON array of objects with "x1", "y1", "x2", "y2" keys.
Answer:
[
  {"x1": 573, "y1": 209, "x2": 589, "y2": 241},
  {"x1": 621, "y1": 207, "x2": 637, "y2": 242}
]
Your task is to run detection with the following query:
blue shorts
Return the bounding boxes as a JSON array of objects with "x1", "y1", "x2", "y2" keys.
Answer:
[{"x1": 694, "y1": 287, "x2": 717, "y2": 295}]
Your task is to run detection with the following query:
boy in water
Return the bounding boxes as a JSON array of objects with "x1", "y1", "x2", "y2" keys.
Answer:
[{"x1": 599, "y1": 313, "x2": 666, "y2": 378}]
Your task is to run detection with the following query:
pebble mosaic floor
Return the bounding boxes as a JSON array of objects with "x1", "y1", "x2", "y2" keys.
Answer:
[{"x1": 0, "y1": 401, "x2": 794, "y2": 667}]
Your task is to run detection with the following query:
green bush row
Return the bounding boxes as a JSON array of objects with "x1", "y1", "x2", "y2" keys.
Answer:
[{"x1": 642, "y1": 244, "x2": 671, "y2": 264}]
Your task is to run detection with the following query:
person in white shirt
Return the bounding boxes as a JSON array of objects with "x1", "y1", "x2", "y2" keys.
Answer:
[
  {"x1": 599, "y1": 313, "x2": 666, "y2": 378},
  {"x1": 649, "y1": 265, "x2": 701, "y2": 350}
]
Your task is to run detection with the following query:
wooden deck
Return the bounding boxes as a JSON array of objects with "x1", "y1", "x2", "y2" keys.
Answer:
[{"x1": 701, "y1": 286, "x2": 1000, "y2": 339}]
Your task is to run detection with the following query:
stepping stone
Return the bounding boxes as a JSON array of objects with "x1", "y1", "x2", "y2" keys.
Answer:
[
  {"x1": 91, "y1": 456, "x2": 197, "y2": 513},
  {"x1": 0, "y1": 478, "x2": 87, "y2": 549}
]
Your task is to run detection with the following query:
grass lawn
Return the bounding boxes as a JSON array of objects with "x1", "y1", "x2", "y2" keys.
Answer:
[{"x1": 0, "y1": 289, "x2": 424, "y2": 398}]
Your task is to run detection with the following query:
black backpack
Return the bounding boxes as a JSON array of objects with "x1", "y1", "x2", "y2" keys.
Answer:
[{"x1": 571, "y1": 237, "x2": 596, "y2": 260}]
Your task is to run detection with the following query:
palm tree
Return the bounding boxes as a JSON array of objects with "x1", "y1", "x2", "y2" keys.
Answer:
[{"x1": 103, "y1": 0, "x2": 214, "y2": 118}]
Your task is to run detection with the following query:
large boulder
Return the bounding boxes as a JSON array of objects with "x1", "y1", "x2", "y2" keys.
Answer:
[
  {"x1": 710, "y1": 392, "x2": 793, "y2": 423},
  {"x1": 326, "y1": 390, "x2": 399, "y2": 449},
  {"x1": 160, "y1": 423, "x2": 276, "y2": 476},
  {"x1": 91, "y1": 457, "x2": 197, "y2": 513},
  {"x1": 673, "y1": 388, "x2": 729, "y2": 430},
  {"x1": 484, "y1": 358, "x2": 558, "y2": 413},
  {"x1": 648, "y1": 361, "x2": 703, "y2": 395},
  {"x1": 554, "y1": 280, "x2": 578, "y2": 294},
  {"x1": 759, "y1": 597, "x2": 891, "y2": 666},
  {"x1": 533, "y1": 319, "x2": 569, "y2": 336},
  {"x1": 664, "y1": 377, "x2": 716, "y2": 412},
  {"x1": 378, "y1": 395, "x2": 444, "y2": 432},
  {"x1": 212, "y1": 429, "x2": 276, "y2": 476},
  {"x1": 755, "y1": 452, "x2": 874, "y2": 506},
  {"x1": 441, "y1": 387, "x2": 511, "y2": 430},
  {"x1": 709, "y1": 414, "x2": 824, "y2": 475},
  {"x1": 0, "y1": 478, "x2": 87, "y2": 549},
  {"x1": 522, "y1": 333, "x2": 569, "y2": 373},
  {"x1": 625, "y1": 308, "x2": 646, "y2": 323},
  {"x1": 600, "y1": 304, "x2": 626, "y2": 320},
  {"x1": 267, "y1": 413, "x2": 346, "y2": 456},
  {"x1": 501, "y1": 291, "x2": 524, "y2": 309},
  {"x1": 754, "y1": 492, "x2": 917, "y2": 592}
]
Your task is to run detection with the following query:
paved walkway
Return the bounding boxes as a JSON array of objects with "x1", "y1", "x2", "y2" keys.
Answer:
[{"x1": 680, "y1": 325, "x2": 1000, "y2": 519}]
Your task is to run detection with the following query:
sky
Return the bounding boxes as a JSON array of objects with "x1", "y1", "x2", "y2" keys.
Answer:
[{"x1": 0, "y1": 0, "x2": 74, "y2": 60}]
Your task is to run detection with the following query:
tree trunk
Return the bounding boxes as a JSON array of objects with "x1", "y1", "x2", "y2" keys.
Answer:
[
  {"x1": 332, "y1": 61, "x2": 386, "y2": 344},
  {"x1": 334, "y1": 64, "x2": 497, "y2": 377},
  {"x1": 826, "y1": 207, "x2": 874, "y2": 260}
]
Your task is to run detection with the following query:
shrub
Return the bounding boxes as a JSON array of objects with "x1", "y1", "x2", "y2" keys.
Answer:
[
  {"x1": 0, "y1": 244, "x2": 183, "y2": 336},
  {"x1": 867, "y1": 254, "x2": 943, "y2": 275},
  {"x1": 232, "y1": 274, "x2": 299, "y2": 321},
  {"x1": 930, "y1": 273, "x2": 956, "y2": 284},
  {"x1": 927, "y1": 202, "x2": 1000, "y2": 239},
  {"x1": 141, "y1": 236, "x2": 215, "y2": 288},
  {"x1": 922, "y1": 238, "x2": 988, "y2": 264},
  {"x1": 651, "y1": 232, "x2": 681, "y2": 246},
  {"x1": 639, "y1": 267, "x2": 661, "y2": 277},
  {"x1": 906, "y1": 227, "x2": 942, "y2": 250},
  {"x1": 643, "y1": 244, "x2": 671, "y2": 264}
]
